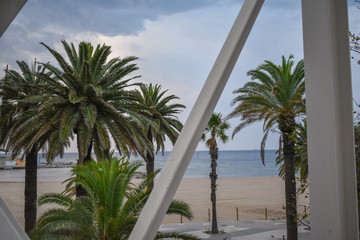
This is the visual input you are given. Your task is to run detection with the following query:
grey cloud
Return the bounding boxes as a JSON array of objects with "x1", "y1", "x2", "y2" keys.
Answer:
[
  {"x1": 2, "y1": 0, "x2": 356, "y2": 151},
  {"x1": 15, "y1": 0, "x2": 239, "y2": 36},
  {"x1": 0, "y1": 0, "x2": 239, "y2": 76}
]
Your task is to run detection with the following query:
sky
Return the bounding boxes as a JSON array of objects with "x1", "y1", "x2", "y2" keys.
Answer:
[{"x1": 1, "y1": 0, "x2": 360, "y2": 152}]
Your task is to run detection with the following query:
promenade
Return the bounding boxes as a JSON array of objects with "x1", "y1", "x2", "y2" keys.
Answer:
[{"x1": 160, "y1": 220, "x2": 310, "y2": 240}]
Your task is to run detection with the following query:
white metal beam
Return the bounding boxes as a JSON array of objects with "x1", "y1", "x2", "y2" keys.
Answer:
[
  {"x1": 0, "y1": 1, "x2": 30, "y2": 239},
  {"x1": 0, "y1": 0, "x2": 27, "y2": 38},
  {"x1": 129, "y1": 0, "x2": 264, "y2": 239},
  {"x1": 0, "y1": 196, "x2": 30, "y2": 240},
  {"x1": 301, "y1": 0, "x2": 359, "y2": 239}
]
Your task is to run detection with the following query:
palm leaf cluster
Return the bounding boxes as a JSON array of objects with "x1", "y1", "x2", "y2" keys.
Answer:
[
  {"x1": 0, "y1": 60, "x2": 69, "y2": 157},
  {"x1": 227, "y1": 55, "x2": 306, "y2": 240},
  {"x1": 133, "y1": 83, "x2": 185, "y2": 154},
  {"x1": 8, "y1": 40, "x2": 147, "y2": 163},
  {"x1": 31, "y1": 157, "x2": 198, "y2": 240},
  {"x1": 202, "y1": 113, "x2": 230, "y2": 148},
  {"x1": 131, "y1": 83, "x2": 185, "y2": 187},
  {"x1": 25, "y1": 40, "x2": 150, "y2": 163},
  {"x1": 228, "y1": 55, "x2": 305, "y2": 163}
]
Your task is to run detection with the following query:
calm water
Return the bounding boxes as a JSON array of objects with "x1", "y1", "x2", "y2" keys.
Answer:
[{"x1": 0, "y1": 150, "x2": 279, "y2": 182}]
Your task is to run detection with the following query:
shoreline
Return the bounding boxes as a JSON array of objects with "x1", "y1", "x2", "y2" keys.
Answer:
[
  {"x1": 0, "y1": 163, "x2": 76, "y2": 170},
  {"x1": 0, "y1": 176, "x2": 309, "y2": 227},
  {"x1": 0, "y1": 166, "x2": 283, "y2": 182}
]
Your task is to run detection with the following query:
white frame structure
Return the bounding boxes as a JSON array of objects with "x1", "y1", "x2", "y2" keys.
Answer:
[
  {"x1": 130, "y1": 0, "x2": 359, "y2": 239},
  {"x1": 302, "y1": 0, "x2": 359, "y2": 239},
  {"x1": 0, "y1": 0, "x2": 27, "y2": 37},
  {"x1": 0, "y1": 196, "x2": 30, "y2": 240},
  {"x1": 129, "y1": 0, "x2": 264, "y2": 239},
  {"x1": 0, "y1": 0, "x2": 358, "y2": 239}
]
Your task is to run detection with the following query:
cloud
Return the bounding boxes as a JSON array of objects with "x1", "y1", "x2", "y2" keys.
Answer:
[
  {"x1": 61, "y1": 1, "x2": 305, "y2": 151},
  {"x1": 1, "y1": 0, "x2": 359, "y2": 152},
  {"x1": 0, "y1": 0, "x2": 239, "y2": 73},
  {"x1": 9, "y1": 0, "x2": 239, "y2": 37}
]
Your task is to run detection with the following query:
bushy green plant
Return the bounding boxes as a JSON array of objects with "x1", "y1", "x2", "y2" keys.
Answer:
[{"x1": 31, "y1": 157, "x2": 199, "y2": 240}]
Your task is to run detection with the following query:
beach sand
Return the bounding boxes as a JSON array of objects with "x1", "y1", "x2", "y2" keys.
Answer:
[{"x1": 0, "y1": 176, "x2": 309, "y2": 227}]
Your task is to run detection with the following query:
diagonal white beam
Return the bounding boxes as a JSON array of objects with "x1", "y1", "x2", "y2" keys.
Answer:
[
  {"x1": 129, "y1": 0, "x2": 264, "y2": 239},
  {"x1": 0, "y1": 0, "x2": 27, "y2": 38},
  {"x1": 0, "y1": 196, "x2": 30, "y2": 239},
  {"x1": 302, "y1": 0, "x2": 359, "y2": 239}
]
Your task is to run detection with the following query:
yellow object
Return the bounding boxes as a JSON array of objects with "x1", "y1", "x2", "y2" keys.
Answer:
[{"x1": 16, "y1": 160, "x2": 25, "y2": 166}]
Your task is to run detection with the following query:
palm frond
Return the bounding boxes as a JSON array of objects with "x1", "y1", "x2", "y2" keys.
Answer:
[
  {"x1": 33, "y1": 157, "x2": 197, "y2": 239},
  {"x1": 155, "y1": 232, "x2": 201, "y2": 240}
]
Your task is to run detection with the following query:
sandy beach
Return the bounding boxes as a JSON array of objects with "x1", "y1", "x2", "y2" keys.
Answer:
[{"x1": 0, "y1": 176, "x2": 309, "y2": 227}]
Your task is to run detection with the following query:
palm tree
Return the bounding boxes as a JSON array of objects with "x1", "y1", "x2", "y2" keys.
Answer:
[
  {"x1": 227, "y1": 55, "x2": 305, "y2": 240},
  {"x1": 354, "y1": 114, "x2": 360, "y2": 230},
  {"x1": 0, "y1": 61, "x2": 69, "y2": 233},
  {"x1": 276, "y1": 120, "x2": 308, "y2": 183},
  {"x1": 276, "y1": 120, "x2": 309, "y2": 225},
  {"x1": 201, "y1": 113, "x2": 230, "y2": 234},
  {"x1": 132, "y1": 83, "x2": 185, "y2": 188},
  {"x1": 31, "y1": 157, "x2": 199, "y2": 240},
  {"x1": 34, "y1": 40, "x2": 150, "y2": 196}
]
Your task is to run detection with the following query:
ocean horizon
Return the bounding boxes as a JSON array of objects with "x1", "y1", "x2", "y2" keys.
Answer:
[{"x1": 0, "y1": 150, "x2": 281, "y2": 182}]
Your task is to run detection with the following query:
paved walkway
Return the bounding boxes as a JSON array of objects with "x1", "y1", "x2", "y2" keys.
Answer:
[{"x1": 160, "y1": 220, "x2": 310, "y2": 240}]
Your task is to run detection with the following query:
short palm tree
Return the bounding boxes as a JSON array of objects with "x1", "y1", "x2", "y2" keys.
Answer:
[
  {"x1": 34, "y1": 41, "x2": 150, "y2": 196},
  {"x1": 227, "y1": 55, "x2": 305, "y2": 240},
  {"x1": 132, "y1": 83, "x2": 185, "y2": 188},
  {"x1": 201, "y1": 113, "x2": 230, "y2": 234},
  {"x1": 0, "y1": 61, "x2": 68, "y2": 233},
  {"x1": 31, "y1": 157, "x2": 198, "y2": 240}
]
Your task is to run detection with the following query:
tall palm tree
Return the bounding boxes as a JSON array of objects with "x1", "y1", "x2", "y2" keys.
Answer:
[
  {"x1": 0, "y1": 61, "x2": 68, "y2": 233},
  {"x1": 33, "y1": 41, "x2": 150, "y2": 196},
  {"x1": 227, "y1": 55, "x2": 305, "y2": 240},
  {"x1": 354, "y1": 114, "x2": 360, "y2": 230},
  {"x1": 201, "y1": 113, "x2": 229, "y2": 234},
  {"x1": 276, "y1": 120, "x2": 308, "y2": 183},
  {"x1": 132, "y1": 83, "x2": 185, "y2": 188},
  {"x1": 31, "y1": 157, "x2": 199, "y2": 240}
]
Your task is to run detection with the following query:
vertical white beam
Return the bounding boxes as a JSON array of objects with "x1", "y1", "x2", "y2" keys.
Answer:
[
  {"x1": 129, "y1": 1, "x2": 264, "y2": 239},
  {"x1": 301, "y1": 0, "x2": 359, "y2": 239}
]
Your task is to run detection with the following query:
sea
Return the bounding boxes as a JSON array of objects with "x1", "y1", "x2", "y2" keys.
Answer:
[{"x1": 0, "y1": 150, "x2": 280, "y2": 182}]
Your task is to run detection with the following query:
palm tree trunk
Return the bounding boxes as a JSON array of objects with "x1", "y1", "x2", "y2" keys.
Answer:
[
  {"x1": 24, "y1": 146, "x2": 38, "y2": 234},
  {"x1": 146, "y1": 129, "x2": 155, "y2": 189},
  {"x1": 209, "y1": 144, "x2": 218, "y2": 234},
  {"x1": 146, "y1": 151, "x2": 155, "y2": 189},
  {"x1": 281, "y1": 119, "x2": 298, "y2": 240},
  {"x1": 354, "y1": 126, "x2": 360, "y2": 231},
  {"x1": 76, "y1": 138, "x2": 93, "y2": 197}
]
